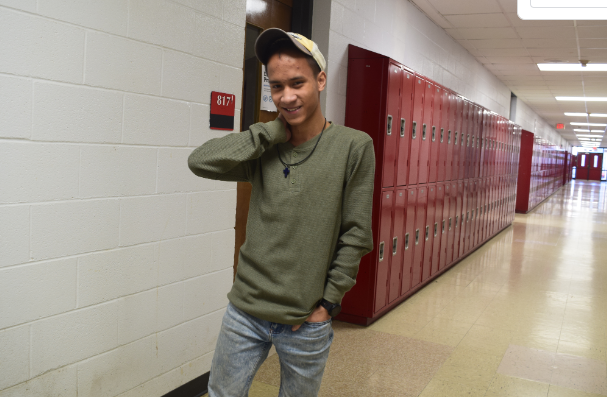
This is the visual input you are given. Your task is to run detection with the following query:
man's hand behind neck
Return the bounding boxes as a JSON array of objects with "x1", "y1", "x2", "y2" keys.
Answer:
[{"x1": 279, "y1": 113, "x2": 328, "y2": 147}]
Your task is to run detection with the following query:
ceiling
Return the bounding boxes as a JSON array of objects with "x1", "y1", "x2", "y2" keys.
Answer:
[{"x1": 410, "y1": 0, "x2": 607, "y2": 148}]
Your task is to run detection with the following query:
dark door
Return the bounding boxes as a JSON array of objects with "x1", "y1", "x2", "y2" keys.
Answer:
[{"x1": 589, "y1": 153, "x2": 603, "y2": 181}]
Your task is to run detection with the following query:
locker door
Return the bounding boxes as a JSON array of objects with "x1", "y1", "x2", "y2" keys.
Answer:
[
  {"x1": 408, "y1": 77, "x2": 425, "y2": 185},
  {"x1": 453, "y1": 97, "x2": 463, "y2": 181},
  {"x1": 479, "y1": 179, "x2": 485, "y2": 244},
  {"x1": 448, "y1": 182, "x2": 458, "y2": 265},
  {"x1": 401, "y1": 188, "x2": 416, "y2": 296},
  {"x1": 467, "y1": 180, "x2": 476, "y2": 252},
  {"x1": 432, "y1": 184, "x2": 444, "y2": 276},
  {"x1": 396, "y1": 70, "x2": 415, "y2": 186},
  {"x1": 375, "y1": 189, "x2": 394, "y2": 313},
  {"x1": 389, "y1": 189, "x2": 406, "y2": 303},
  {"x1": 429, "y1": 85, "x2": 442, "y2": 183},
  {"x1": 411, "y1": 186, "x2": 427, "y2": 288},
  {"x1": 459, "y1": 180, "x2": 468, "y2": 257},
  {"x1": 474, "y1": 179, "x2": 481, "y2": 247},
  {"x1": 459, "y1": 101, "x2": 469, "y2": 181},
  {"x1": 439, "y1": 183, "x2": 450, "y2": 271},
  {"x1": 454, "y1": 181, "x2": 463, "y2": 261},
  {"x1": 474, "y1": 106, "x2": 482, "y2": 179},
  {"x1": 464, "y1": 102, "x2": 472, "y2": 180},
  {"x1": 422, "y1": 185, "x2": 436, "y2": 282},
  {"x1": 381, "y1": 63, "x2": 401, "y2": 188},
  {"x1": 437, "y1": 89, "x2": 450, "y2": 182},
  {"x1": 418, "y1": 80, "x2": 434, "y2": 184},
  {"x1": 446, "y1": 93, "x2": 456, "y2": 182}
]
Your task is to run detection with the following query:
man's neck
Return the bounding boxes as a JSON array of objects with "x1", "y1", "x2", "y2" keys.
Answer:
[{"x1": 289, "y1": 112, "x2": 328, "y2": 147}]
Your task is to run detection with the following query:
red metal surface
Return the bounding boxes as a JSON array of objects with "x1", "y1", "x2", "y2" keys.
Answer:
[
  {"x1": 440, "y1": 183, "x2": 451, "y2": 270},
  {"x1": 588, "y1": 153, "x2": 603, "y2": 181},
  {"x1": 418, "y1": 81, "x2": 434, "y2": 184},
  {"x1": 389, "y1": 189, "x2": 406, "y2": 304},
  {"x1": 401, "y1": 188, "x2": 417, "y2": 296},
  {"x1": 408, "y1": 77, "x2": 425, "y2": 185},
  {"x1": 397, "y1": 70, "x2": 415, "y2": 186},
  {"x1": 459, "y1": 180, "x2": 468, "y2": 257},
  {"x1": 411, "y1": 186, "x2": 428, "y2": 288},
  {"x1": 422, "y1": 185, "x2": 436, "y2": 282},
  {"x1": 437, "y1": 89, "x2": 450, "y2": 182},
  {"x1": 429, "y1": 85, "x2": 442, "y2": 183},
  {"x1": 432, "y1": 184, "x2": 444, "y2": 276},
  {"x1": 374, "y1": 189, "x2": 394, "y2": 313}
]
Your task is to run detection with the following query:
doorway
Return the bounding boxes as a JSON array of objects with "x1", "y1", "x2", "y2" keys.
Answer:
[{"x1": 234, "y1": 0, "x2": 313, "y2": 277}]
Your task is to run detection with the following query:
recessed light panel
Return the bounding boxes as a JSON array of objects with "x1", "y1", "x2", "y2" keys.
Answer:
[
  {"x1": 557, "y1": 97, "x2": 607, "y2": 101},
  {"x1": 520, "y1": 1, "x2": 607, "y2": 20},
  {"x1": 539, "y1": 64, "x2": 607, "y2": 71},
  {"x1": 571, "y1": 122, "x2": 607, "y2": 126}
]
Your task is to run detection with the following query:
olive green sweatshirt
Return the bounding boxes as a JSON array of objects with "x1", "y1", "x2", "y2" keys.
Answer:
[{"x1": 187, "y1": 119, "x2": 375, "y2": 325}]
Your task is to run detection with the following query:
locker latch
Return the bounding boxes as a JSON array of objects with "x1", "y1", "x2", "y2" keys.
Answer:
[
  {"x1": 412, "y1": 121, "x2": 417, "y2": 139},
  {"x1": 392, "y1": 237, "x2": 398, "y2": 256},
  {"x1": 400, "y1": 118, "x2": 406, "y2": 137},
  {"x1": 379, "y1": 242, "x2": 385, "y2": 262},
  {"x1": 387, "y1": 115, "x2": 393, "y2": 136}
]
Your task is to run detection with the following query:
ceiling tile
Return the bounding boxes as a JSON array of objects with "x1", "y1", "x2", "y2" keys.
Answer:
[
  {"x1": 577, "y1": 26, "x2": 607, "y2": 40},
  {"x1": 522, "y1": 39, "x2": 577, "y2": 48},
  {"x1": 427, "y1": 0, "x2": 502, "y2": 15},
  {"x1": 496, "y1": 0, "x2": 516, "y2": 13},
  {"x1": 505, "y1": 14, "x2": 574, "y2": 28},
  {"x1": 469, "y1": 38, "x2": 524, "y2": 48},
  {"x1": 477, "y1": 48, "x2": 530, "y2": 57},
  {"x1": 579, "y1": 39, "x2": 607, "y2": 49},
  {"x1": 410, "y1": 0, "x2": 454, "y2": 29},
  {"x1": 451, "y1": 27, "x2": 519, "y2": 40},
  {"x1": 516, "y1": 27, "x2": 575, "y2": 40},
  {"x1": 484, "y1": 56, "x2": 534, "y2": 64},
  {"x1": 444, "y1": 13, "x2": 510, "y2": 28}
]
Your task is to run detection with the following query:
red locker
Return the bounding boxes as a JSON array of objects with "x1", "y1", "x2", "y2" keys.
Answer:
[
  {"x1": 411, "y1": 186, "x2": 428, "y2": 288},
  {"x1": 474, "y1": 179, "x2": 481, "y2": 248},
  {"x1": 480, "y1": 110, "x2": 488, "y2": 178},
  {"x1": 437, "y1": 89, "x2": 450, "y2": 182},
  {"x1": 453, "y1": 97, "x2": 463, "y2": 181},
  {"x1": 422, "y1": 185, "x2": 436, "y2": 282},
  {"x1": 464, "y1": 102, "x2": 472, "y2": 180},
  {"x1": 459, "y1": 101, "x2": 469, "y2": 181},
  {"x1": 446, "y1": 94, "x2": 457, "y2": 182},
  {"x1": 459, "y1": 180, "x2": 468, "y2": 257},
  {"x1": 467, "y1": 180, "x2": 476, "y2": 252},
  {"x1": 454, "y1": 181, "x2": 463, "y2": 261},
  {"x1": 389, "y1": 189, "x2": 406, "y2": 304},
  {"x1": 396, "y1": 70, "x2": 414, "y2": 186},
  {"x1": 374, "y1": 189, "x2": 394, "y2": 313},
  {"x1": 474, "y1": 106, "x2": 482, "y2": 179},
  {"x1": 408, "y1": 78, "x2": 425, "y2": 185},
  {"x1": 448, "y1": 182, "x2": 458, "y2": 265},
  {"x1": 418, "y1": 81, "x2": 434, "y2": 184},
  {"x1": 401, "y1": 188, "x2": 416, "y2": 296},
  {"x1": 439, "y1": 183, "x2": 450, "y2": 271},
  {"x1": 478, "y1": 179, "x2": 485, "y2": 244},
  {"x1": 431, "y1": 184, "x2": 444, "y2": 276},
  {"x1": 429, "y1": 85, "x2": 442, "y2": 183}
]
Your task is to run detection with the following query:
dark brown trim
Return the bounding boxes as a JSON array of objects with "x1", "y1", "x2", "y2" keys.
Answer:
[
  {"x1": 291, "y1": 0, "x2": 313, "y2": 38},
  {"x1": 161, "y1": 371, "x2": 209, "y2": 397}
]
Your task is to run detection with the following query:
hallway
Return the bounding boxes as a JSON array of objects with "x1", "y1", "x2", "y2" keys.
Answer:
[{"x1": 233, "y1": 180, "x2": 607, "y2": 396}]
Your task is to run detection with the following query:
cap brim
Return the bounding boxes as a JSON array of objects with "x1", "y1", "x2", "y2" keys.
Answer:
[{"x1": 254, "y1": 28, "x2": 312, "y2": 65}]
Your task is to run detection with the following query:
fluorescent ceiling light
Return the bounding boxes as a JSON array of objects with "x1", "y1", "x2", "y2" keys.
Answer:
[
  {"x1": 539, "y1": 63, "x2": 607, "y2": 71},
  {"x1": 575, "y1": 134, "x2": 604, "y2": 138},
  {"x1": 556, "y1": 97, "x2": 607, "y2": 101},
  {"x1": 591, "y1": 114, "x2": 607, "y2": 117},
  {"x1": 571, "y1": 122, "x2": 607, "y2": 126},
  {"x1": 520, "y1": 1, "x2": 607, "y2": 20},
  {"x1": 566, "y1": 113, "x2": 607, "y2": 118},
  {"x1": 573, "y1": 129, "x2": 605, "y2": 133}
]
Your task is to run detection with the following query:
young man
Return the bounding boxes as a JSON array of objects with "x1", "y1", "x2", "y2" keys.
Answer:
[{"x1": 188, "y1": 29, "x2": 375, "y2": 396}]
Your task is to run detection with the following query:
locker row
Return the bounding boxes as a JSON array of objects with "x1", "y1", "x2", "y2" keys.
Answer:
[
  {"x1": 515, "y1": 129, "x2": 572, "y2": 214},
  {"x1": 344, "y1": 45, "x2": 522, "y2": 193}
]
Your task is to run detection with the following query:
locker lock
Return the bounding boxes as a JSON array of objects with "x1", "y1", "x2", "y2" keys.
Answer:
[
  {"x1": 379, "y1": 242, "x2": 385, "y2": 262},
  {"x1": 422, "y1": 124, "x2": 427, "y2": 140},
  {"x1": 392, "y1": 237, "x2": 398, "y2": 256},
  {"x1": 400, "y1": 119, "x2": 406, "y2": 137},
  {"x1": 405, "y1": 233, "x2": 409, "y2": 250},
  {"x1": 412, "y1": 121, "x2": 417, "y2": 139},
  {"x1": 425, "y1": 226, "x2": 430, "y2": 241},
  {"x1": 415, "y1": 229, "x2": 420, "y2": 245},
  {"x1": 432, "y1": 126, "x2": 436, "y2": 142},
  {"x1": 387, "y1": 115, "x2": 393, "y2": 136}
]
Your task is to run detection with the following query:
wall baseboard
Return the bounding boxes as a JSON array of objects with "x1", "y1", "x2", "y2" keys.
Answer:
[{"x1": 162, "y1": 371, "x2": 209, "y2": 397}]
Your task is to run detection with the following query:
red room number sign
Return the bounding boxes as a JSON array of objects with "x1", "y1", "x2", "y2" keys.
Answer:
[{"x1": 210, "y1": 91, "x2": 236, "y2": 131}]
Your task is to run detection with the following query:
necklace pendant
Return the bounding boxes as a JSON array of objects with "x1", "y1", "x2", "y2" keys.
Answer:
[{"x1": 283, "y1": 167, "x2": 290, "y2": 178}]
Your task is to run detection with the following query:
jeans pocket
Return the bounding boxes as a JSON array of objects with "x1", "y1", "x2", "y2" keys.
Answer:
[{"x1": 304, "y1": 318, "x2": 332, "y2": 327}]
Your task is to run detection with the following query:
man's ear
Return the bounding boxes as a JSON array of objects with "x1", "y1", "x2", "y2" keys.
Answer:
[{"x1": 317, "y1": 71, "x2": 327, "y2": 93}]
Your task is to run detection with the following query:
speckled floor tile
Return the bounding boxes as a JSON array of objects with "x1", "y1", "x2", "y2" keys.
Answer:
[{"x1": 485, "y1": 373, "x2": 550, "y2": 396}]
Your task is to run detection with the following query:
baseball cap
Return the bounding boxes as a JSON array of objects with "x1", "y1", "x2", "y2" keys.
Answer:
[{"x1": 255, "y1": 28, "x2": 326, "y2": 72}]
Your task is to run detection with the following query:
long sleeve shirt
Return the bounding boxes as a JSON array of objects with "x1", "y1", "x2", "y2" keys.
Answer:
[{"x1": 187, "y1": 118, "x2": 375, "y2": 325}]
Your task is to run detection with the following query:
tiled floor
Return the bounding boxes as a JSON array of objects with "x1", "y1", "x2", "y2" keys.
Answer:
[{"x1": 203, "y1": 180, "x2": 607, "y2": 396}]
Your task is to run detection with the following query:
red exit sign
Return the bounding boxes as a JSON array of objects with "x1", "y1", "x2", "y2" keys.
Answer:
[
  {"x1": 210, "y1": 91, "x2": 236, "y2": 131},
  {"x1": 556, "y1": 123, "x2": 565, "y2": 129}
]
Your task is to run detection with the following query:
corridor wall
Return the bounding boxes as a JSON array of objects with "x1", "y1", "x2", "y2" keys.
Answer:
[
  {"x1": 337, "y1": 46, "x2": 522, "y2": 325},
  {"x1": 516, "y1": 130, "x2": 569, "y2": 214}
]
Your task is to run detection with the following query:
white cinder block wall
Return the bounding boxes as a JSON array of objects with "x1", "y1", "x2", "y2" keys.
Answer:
[
  {"x1": 315, "y1": 0, "x2": 568, "y2": 150},
  {"x1": 0, "y1": 0, "x2": 245, "y2": 396}
]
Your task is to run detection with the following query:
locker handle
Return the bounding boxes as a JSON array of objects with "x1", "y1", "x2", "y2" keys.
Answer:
[
  {"x1": 422, "y1": 124, "x2": 427, "y2": 140},
  {"x1": 455, "y1": 216, "x2": 458, "y2": 227},
  {"x1": 449, "y1": 217, "x2": 452, "y2": 230},
  {"x1": 454, "y1": 132, "x2": 458, "y2": 145},
  {"x1": 434, "y1": 222, "x2": 438, "y2": 237},
  {"x1": 412, "y1": 121, "x2": 417, "y2": 139},
  {"x1": 400, "y1": 118, "x2": 406, "y2": 137},
  {"x1": 379, "y1": 242, "x2": 385, "y2": 262},
  {"x1": 440, "y1": 128, "x2": 444, "y2": 143},
  {"x1": 392, "y1": 237, "x2": 398, "y2": 256},
  {"x1": 415, "y1": 229, "x2": 419, "y2": 245},
  {"x1": 442, "y1": 220, "x2": 446, "y2": 233},
  {"x1": 425, "y1": 226, "x2": 429, "y2": 241},
  {"x1": 387, "y1": 115, "x2": 393, "y2": 136},
  {"x1": 448, "y1": 130, "x2": 452, "y2": 144},
  {"x1": 432, "y1": 126, "x2": 436, "y2": 142},
  {"x1": 405, "y1": 233, "x2": 409, "y2": 250}
]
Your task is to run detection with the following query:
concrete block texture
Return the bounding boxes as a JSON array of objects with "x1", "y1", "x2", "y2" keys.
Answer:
[
  {"x1": 85, "y1": 32, "x2": 162, "y2": 95},
  {"x1": 30, "y1": 199, "x2": 120, "y2": 260},
  {"x1": 0, "y1": 325, "x2": 29, "y2": 390},
  {"x1": 77, "y1": 244, "x2": 157, "y2": 308},
  {"x1": 182, "y1": 268, "x2": 232, "y2": 321},
  {"x1": 122, "y1": 94, "x2": 190, "y2": 146},
  {"x1": 0, "y1": 205, "x2": 29, "y2": 268},
  {"x1": 0, "y1": 258, "x2": 77, "y2": 329},
  {"x1": 0, "y1": 0, "x2": 36, "y2": 12},
  {"x1": 119, "y1": 194, "x2": 187, "y2": 246},
  {"x1": 38, "y1": 0, "x2": 128, "y2": 35},
  {"x1": 170, "y1": 0, "x2": 222, "y2": 17},
  {"x1": 116, "y1": 289, "x2": 158, "y2": 345},
  {"x1": 33, "y1": 82, "x2": 124, "y2": 144},
  {"x1": 0, "y1": 8, "x2": 85, "y2": 83},
  {"x1": 162, "y1": 49, "x2": 220, "y2": 103},
  {"x1": 0, "y1": 75, "x2": 31, "y2": 139},
  {"x1": 31, "y1": 302, "x2": 118, "y2": 377},
  {"x1": 79, "y1": 145, "x2": 158, "y2": 198},
  {"x1": 186, "y1": 190, "x2": 237, "y2": 235},
  {"x1": 0, "y1": 142, "x2": 80, "y2": 204},
  {"x1": 157, "y1": 147, "x2": 215, "y2": 193},
  {"x1": 0, "y1": 365, "x2": 77, "y2": 397}
]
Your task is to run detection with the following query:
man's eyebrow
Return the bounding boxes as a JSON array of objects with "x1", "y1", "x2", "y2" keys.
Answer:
[{"x1": 268, "y1": 76, "x2": 306, "y2": 84}]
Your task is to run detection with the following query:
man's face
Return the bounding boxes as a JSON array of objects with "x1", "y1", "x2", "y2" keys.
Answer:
[{"x1": 267, "y1": 49, "x2": 326, "y2": 127}]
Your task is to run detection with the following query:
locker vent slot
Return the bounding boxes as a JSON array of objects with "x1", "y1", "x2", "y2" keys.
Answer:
[
  {"x1": 379, "y1": 242, "x2": 385, "y2": 262},
  {"x1": 425, "y1": 226, "x2": 429, "y2": 241},
  {"x1": 392, "y1": 237, "x2": 398, "y2": 255},
  {"x1": 415, "y1": 229, "x2": 419, "y2": 245},
  {"x1": 405, "y1": 233, "x2": 409, "y2": 250},
  {"x1": 422, "y1": 124, "x2": 427, "y2": 140},
  {"x1": 432, "y1": 126, "x2": 436, "y2": 142},
  {"x1": 400, "y1": 119, "x2": 406, "y2": 137},
  {"x1": 434, "y1": 222, "x2": 438, "y2": 237},
  {"x1": 387, "y1": 115, "x2": 393, "y2": 136},
  {"x1": 440, "y1": 128, "x2": 444, "y2": 143},
  {"x1": 412, "y1": 121, "x2": 417, "y2": 139}
]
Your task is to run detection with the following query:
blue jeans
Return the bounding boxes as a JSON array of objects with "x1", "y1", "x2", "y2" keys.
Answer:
[{"x1": 208, "y1": 302, "x2": 334, "y2": 397}]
